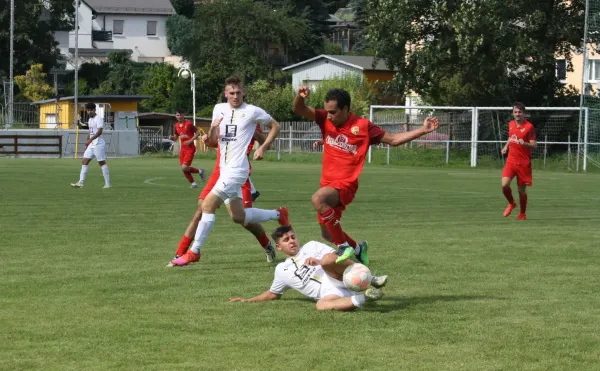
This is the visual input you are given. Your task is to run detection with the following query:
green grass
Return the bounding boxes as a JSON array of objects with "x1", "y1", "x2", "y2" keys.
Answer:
[{"x1": 1, "y1": 158, "x2": 600, "y2": 370}]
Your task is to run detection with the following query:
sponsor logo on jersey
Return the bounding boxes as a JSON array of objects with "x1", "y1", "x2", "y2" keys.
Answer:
[{"x1": 325, "y1": 134, "x2": 357, "y2": 154}]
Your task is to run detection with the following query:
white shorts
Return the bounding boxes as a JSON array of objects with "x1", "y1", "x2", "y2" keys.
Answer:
[
  {"x1": 319, "y1": 273, "x2": 355, "y2": 301},
  {"x1": 83, "y1": 144, "x2": 106, "y2": 162},
  {"x1": 211, "y1": 173, "x2": 247, "y2": 202}
]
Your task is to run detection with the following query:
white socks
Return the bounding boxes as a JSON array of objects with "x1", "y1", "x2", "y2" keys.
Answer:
[
  {"x1": 351, "y1": 294, "x2": 366, "y2": 308},
  {"x1": 244, "y1": 208, "x2": 279, "y2": 225},
  {"x1": 101, "y1": 165, "x2": 110, "y2": 186},
  {"x1": 79, "y1": 165, "x2": 88, "y2": 183},
  {"x1": 191, "y1": 213, "x2": 216, "y2": 254}
]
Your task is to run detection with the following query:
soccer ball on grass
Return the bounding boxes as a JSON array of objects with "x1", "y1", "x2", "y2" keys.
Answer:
[{"x1": 343, "y1": 263, "x2": 372, "y2": 292}]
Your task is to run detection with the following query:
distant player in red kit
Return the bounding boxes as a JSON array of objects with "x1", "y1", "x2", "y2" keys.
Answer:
[
  {"x1": 501, "y1": 102, "x2": 537, "y2": 220},
  {"x1": 293, "y1": 86, "x2": 439, "y2": 264},
  {"x1": 168, "y1": 108, "x2": 205, "y2": 188}
]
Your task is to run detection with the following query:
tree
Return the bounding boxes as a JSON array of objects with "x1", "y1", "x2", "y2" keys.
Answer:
[
  {"x1": 14, "y1": 64, "x2": 55, "y2": 102},
  {"x1": 0, "y1": 0, "x2": 74, "y2": 80},
  {"x1": 166, "y1": 15, "x2": 195, "y2": 57},
  {"x1": 171, "y1": 0, "x2": 195, "y2": 18},
  {"x1": 94, "y1": 51, "x2": 144, "y2": 95},
  {"x1": 139, "y1": 63, "x2": 184, "y2": 113},
  {"x1": 363, "y1": 0, "x2": 585, "y2": 106}
]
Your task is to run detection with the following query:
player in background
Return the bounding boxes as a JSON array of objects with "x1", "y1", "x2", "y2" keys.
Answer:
[
  {"x1": 71, "y1": 102, "x2": 111, "y2": 189},
  {"x1": 293, "y1": 86, "x2": 439, "y2": 265},
  {"x1": 173, "y1": 125, "x2": 277, "y2": 263},
  {"x1": 168, "y1": 109, "x2": 205, "y2": 188},
  {"x1": 228, "y1": 226, "x2": 387, "y2": 311},
  {"x1": 500, "y1": 102, "x2": 536, "y2": 220},
  {"x1": 169, "y1": 76, "x2": 290, "y2": 267}
]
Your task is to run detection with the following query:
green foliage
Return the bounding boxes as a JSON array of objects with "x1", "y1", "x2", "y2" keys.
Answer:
[
  {"x1": 166, "y1": 15, "x2": 195, "y2": 57},
  {"x1": 171, "y1": 0, "x2": 195, "y2": 18},
  {"x1": 306, "y1": 75, "x2": 373, "y2": 117},
  {"x1": 197, "y1": 105, "x2": 215, "y2": 118},
  {"x1": 363, "y1": 0, "x2": 585, "y2": 106},
  {"x1": 93, "y1": 51, "x2": 144, "y2": 95},
  {"x1": 245, "y1": 80, "x2": 297, "y2": 121},
  {"x1": 64, "y1": 78, "x2": 89, "y2": 96},
  {"x1": 14, "y1": 64, "x2": 55, "y2": 102},
  {"x1": 139, "y1": 63, "x2": 178, "y2": 112},
  {"x1": 0, "y1": 0, "x2": 75, "y2": 79}
]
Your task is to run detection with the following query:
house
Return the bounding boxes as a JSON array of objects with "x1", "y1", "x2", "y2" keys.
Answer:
[
  {"x1": 282, "y1": 55, "x2": 396, "y2": 91},
  {"x1": 558, "y1": 46, "x2": 600, "y2": 94},
  {"x1": 32, "y1": 95, "x2": 152, "y2": 129},
  {"x1": 328, "y1": 9, "x2": 359, "y2": 53},
  {"x1": 54, "y1": 0, "x2": 178, "y2": 70}
]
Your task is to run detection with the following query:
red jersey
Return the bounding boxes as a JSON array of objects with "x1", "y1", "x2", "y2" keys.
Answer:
[
  {"x1": 175, "y1": 120, "x2": 197, "y2": 151},
  {"x1": 507, "y1": 119, "x2": 536, "y2": 166},
  {"x1": 315, "y1": 110, "x2": 385, "y2": 187}
]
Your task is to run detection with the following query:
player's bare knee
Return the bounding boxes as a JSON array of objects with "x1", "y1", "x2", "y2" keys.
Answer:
[
  {"x1": 231, "y1": 213, "x2": 245, "y2": 224},
  {"x1": 181, "y1": 165, "x2": 190, "y2": 172}
]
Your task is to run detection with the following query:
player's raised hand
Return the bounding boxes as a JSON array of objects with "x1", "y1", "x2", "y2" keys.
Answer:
[
  {"x1": 201, "y1": 134, "x2": 209, "y2": 143},
  {"x1": 422, "y1": 117, "x2": 439, "y2": 133},
  {"x1": 298, "y1": 85, "x2": 310, "y2": 99},
  {"x1": 253, "y1": 146, "x2": 265, "y2": 160},
  {"x1": 312, "y1": 140, "x2": 323, "y2": 150},
  {"x1": 501, "y1": 146, "x2": 508, "y2": 155},
  {"x1": 211, "y1": 117, "x2": 223, "y2": 128},
  {"x1": 228, "y1": 297, "x2": 247, "y2": 303},
  {"x1": 304, "y1": 257, "x2": 321, "y2": 266}
]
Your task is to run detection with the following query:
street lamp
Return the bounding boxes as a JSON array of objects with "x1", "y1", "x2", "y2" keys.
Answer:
[{"x1": 178, "y1": 65, "x2": 196, "y2": 130}]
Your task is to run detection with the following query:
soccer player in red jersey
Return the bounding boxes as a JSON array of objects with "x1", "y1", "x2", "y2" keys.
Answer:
[
  {"x1": 293, "y1": 86, "x2": 439, "y2": 264},
  {"x1": 500, "y1": 102, "x2": 537, "y2": 220},
  {"x1": 172, "y1": 124, "x2": 279, "y2": 264},
  {"x1": 168, "y1": 109, "x2": 205, "y2": 188}
]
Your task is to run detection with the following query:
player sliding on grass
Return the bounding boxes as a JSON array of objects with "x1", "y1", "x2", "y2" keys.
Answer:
[
  {"x1": 229, "y1": 226, "x2": 387, "y2": 311},
  {"x1": 172, "y1": 124, "x2": 278, "y2": 263},
  {"x1": 168, "y1": 108, "x2": 205, "y2": 188},
  {"x1": 292, "y1": 86, "x2": 439, "y2": 265},
  {"x1": 169, "y1": 76, "x2": 290, "y2": 267},
  {"x1": 501, "y1": 102, "x2": 536, "y2": 220}
]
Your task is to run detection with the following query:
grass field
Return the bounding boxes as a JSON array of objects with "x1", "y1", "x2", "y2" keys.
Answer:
[{"x1": 1, "y1": 157, "x2": 600, "y2": 371}]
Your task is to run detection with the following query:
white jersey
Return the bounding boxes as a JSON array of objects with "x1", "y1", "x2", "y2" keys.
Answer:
[
  {"x1": 212, "y1": 103, "x2": 273, "y2": 176},
  {"x1": 269, "y1": 241, "x2": 336, "y2": 300},
  {"x1": 88, "y1": 115, "x2": 105, "y2": 145}
]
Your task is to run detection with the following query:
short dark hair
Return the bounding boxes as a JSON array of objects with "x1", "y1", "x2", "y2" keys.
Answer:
[
  {"x1": 176, "y1": 108, "x2": 185, "y2": 114},
  {"x1": 85, "y1": 102, "x2": 96, "y2": 110},
  {"x1": 271, "y1": 225, "x2": 294, "y2": 244},
  {"x1": 513, "y1": 102, "x2": 526, "y2": 111},
  {"x1": 325, "y1": 89, "x2": 351, "y2": 111},
  {"x1": 225, "y1": 75, "x2": 243, "y2": 87}
]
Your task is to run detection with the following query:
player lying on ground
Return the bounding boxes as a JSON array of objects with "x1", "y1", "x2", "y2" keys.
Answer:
[
  {"x1": 169, "y1": 76, "x2": 290, "y2": 267},
  {"x1": 168, "y1": 108, "x2": 205, "y2": 188},
  {"x1": 172, "y1": 126, "x2": 278, "y2": 263},
  {"x1": 229, "y1": 226, "x2": 388, "y2": 311},
  {"x1": 500, "y1": 102, "x2": 536, "y2": 220},
  {"x1": 71, "y1": 102, "x2": 111, "y2": 189},
  {"x1": 292, "y1": 86, "x2": 439, "y2": 264}
]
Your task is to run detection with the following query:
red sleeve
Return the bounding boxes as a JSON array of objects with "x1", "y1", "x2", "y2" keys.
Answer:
[
  {"x1": 188, "y1": 121, "x2": 197, "y2": 134},
  {"x1": 314, "y1": 109, "x2": 327, "y2": 128},
  {"x1": 528, "y1": 124, "x2": 536, "y2": 141},
  {"x1": 368, "y1": 122, "x2": 386, "y2": 145}
]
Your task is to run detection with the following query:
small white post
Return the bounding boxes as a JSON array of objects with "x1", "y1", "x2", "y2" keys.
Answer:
[
  {"x1": 470, "y1": 107, "x2": 478, "y2": 167},
  {"x1": 584, "y1": 107, "x2": 590, "y2": 172},
  {"x1": 368, "y1": 105, "x2": 373, "y2": 163},
  {"x1": 288, "y1": 124, "x2": 293, "y2": 154},
  {"x1": 386, "y1": 144, "x2": 390, "y2": 165}
]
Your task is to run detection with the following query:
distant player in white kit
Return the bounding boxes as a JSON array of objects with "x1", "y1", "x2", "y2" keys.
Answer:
[
  {"x1": 229, "y1": 226, "x2": 387, "y2": 311},
  {"x1": 169, "y1": 76, "x2": 291, "y2": 267},
  {"x1": 71, "y1": 102, "x2": 111, "y2": 188}
]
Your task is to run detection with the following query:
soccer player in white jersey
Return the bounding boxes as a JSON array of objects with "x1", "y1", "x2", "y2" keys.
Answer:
[
  {"x1": 169, "y1": 76, "x2": 290, "y2": 267},
  {"x1": 229, "y1": 226, "x2": 387, "y2": 311},
  {"x1": 71, "y1": 102, "x2": 111, "y2": 188}
]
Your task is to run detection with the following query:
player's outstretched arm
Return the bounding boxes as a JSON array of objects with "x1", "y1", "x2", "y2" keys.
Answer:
[
  {"x1": 253, "y1": 120, "x2": 280, "y2": 160},
  {"x1": 229, "y1": 290, "x2": 281, "y2": 303},
  {"x1": 380, "y1": 117, "x2": 439, "y2": 147},
  {"x1": 292, "y1": 85, "x2": 316, "y2": 121}
]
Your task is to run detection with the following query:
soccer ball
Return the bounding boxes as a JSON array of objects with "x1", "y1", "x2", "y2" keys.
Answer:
[
  {"x1": 180, "y1": 70, "x2": 190, "y2": 79},
  {"x1": 343, "y1": 263, "x2": 372, "y2": 292}
]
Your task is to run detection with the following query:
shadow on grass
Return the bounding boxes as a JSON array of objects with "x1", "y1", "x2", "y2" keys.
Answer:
[{"x1": 363, "y1": 294, "x2": 505, "y2": 313}]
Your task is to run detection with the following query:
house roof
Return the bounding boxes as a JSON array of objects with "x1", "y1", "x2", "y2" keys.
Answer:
[
  {"x1": 282, "y1": 55, "x2": 394, "y2": 72},
  {"x1": 31, "y1": 95, "x2": 153, "y2": 105},
  {"x1": 84, "y1": 0, "x2": 175, "y2": 15},
  {"x1": 68, "y1": 48, "x2": 133, "y2": 57}
]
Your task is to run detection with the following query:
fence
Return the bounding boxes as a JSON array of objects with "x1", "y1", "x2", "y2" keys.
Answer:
[
  {"x1": 1, "y1": 102, "x2": 114, "y2": 129},
  {"x1": 269, "y1": 106, "x2": 595, "y2": 171}
]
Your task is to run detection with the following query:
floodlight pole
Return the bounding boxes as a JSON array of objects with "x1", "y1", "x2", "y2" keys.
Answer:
[
  {"x1": 178, "y1": 66, "x2": 196, "y2": 126},
  {"x1": 74, "y1": 0, "x2": 80, "y2": 127},
  {"x1": 8, "y1": 0, "x2": 15, "y2": 127}
]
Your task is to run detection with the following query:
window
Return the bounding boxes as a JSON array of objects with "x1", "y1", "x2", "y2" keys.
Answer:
[
  {"x1": 555, "y1": 59, "x2": 567, "y2": 81},
  {"x1": 113, "y1": 20, "x2": 124, "y2": 35},
  {"x1": 147, "y1": 21, "x2": 157, "y2": 36},
  {"x1": 587, "y1": 59, "x2": 600, "y2": 82}
]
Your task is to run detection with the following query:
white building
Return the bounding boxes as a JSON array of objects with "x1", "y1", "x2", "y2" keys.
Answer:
[{"x1": 55, "y1": 0, "x2": 179, "y2": 69}]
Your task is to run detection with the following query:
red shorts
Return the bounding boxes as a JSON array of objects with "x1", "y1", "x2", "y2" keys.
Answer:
[
  {"x1": 199, "y1": 169, "x2": 253, "y2": 207},
  {"x1": 502, "y1": 162, "x2": 532, "y2": 186},
  {"x1": 179, "y1": 150, "x2": 195, "y2": 166},
  {"x1": 316, "y1": 181, "x2": 358, "y2": 224}
]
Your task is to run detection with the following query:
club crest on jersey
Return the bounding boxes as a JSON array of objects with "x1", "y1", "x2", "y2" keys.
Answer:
[
  {"x1": 520, "y1": 128, "x2": 525, "y2": 132},
  {"x1": 351, "y1": 126, "x2": 359, "y2": 135},
  {"x1": 325, "y1": 134, "x2": 357, "y2": 154}
]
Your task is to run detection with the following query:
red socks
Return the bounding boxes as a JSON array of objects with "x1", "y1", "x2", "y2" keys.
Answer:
[
  {"x1": 176, "y1": 235, "x2": 193, "y2": 256},
  {"x1": 183, "y1": 172, "x2": 195, "y2": 183},
  {"x1": 256, "y1": 232, "x2": 270, "y2": 248},
  {"x1": 320, "y1": 208, "x2": 355, "y2": 247},
  {"x1": 189, "y1": 167, "x2": 200, "y2": 174},
  {"x1": 519, "y1": 193, "x2": 528, "y2": 213},
  {"x1": 502, "y1": 187, "x2": 515, "y2": 204}
]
